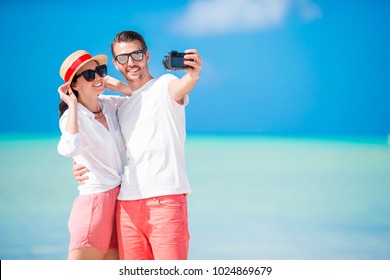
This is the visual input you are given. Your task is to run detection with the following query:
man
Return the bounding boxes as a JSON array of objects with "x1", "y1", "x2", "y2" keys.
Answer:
[{"x1": 75, "y1": 31, "x2": 202, "y2": 260}]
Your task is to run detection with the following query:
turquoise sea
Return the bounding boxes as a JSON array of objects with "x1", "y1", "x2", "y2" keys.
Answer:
[{"x1": 1, "y1": 134, "x2": 389, "y2": 260}]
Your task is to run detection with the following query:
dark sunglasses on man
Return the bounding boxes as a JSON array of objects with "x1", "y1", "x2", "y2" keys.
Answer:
[
  {"x1": 74, "y1": 64, "x2": 107, "y2": 82},
  {"x1": 114, "y1": 49, "x2": 147, "y2": 65}
]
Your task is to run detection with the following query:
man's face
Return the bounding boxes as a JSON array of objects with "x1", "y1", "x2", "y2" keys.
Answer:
[{"x1": 112, "y1": 40, "x2": 151, "y2": 89}]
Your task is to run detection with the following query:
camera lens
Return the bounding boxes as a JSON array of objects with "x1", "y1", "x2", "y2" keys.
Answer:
[{"x1": 162, "y1": 54, "x2": 171, "y2": 70}]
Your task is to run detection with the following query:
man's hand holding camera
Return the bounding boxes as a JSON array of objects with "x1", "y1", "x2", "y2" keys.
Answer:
[
  {"x1": 167, "y1": 49, "x2": 202, "y2": 103},
  {"x1": 183, "y1": 49, "x2": 202, "y2": 78}
]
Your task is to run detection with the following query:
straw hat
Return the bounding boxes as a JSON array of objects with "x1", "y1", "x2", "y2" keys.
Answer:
[{"x1": 59, "y1": 50, "x2": 107, "y2": 83}]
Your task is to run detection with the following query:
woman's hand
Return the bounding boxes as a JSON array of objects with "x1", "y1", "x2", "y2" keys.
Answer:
[
  {"x1": 58, "y1": 83, "x2": 78, "y2": 108},
  {"x1": 58, "y1": 83, "x2": 78, "y2": 134}
]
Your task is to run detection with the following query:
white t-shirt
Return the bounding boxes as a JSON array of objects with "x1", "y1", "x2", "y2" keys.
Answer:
[
  {"x1": 117, "y1": 74, "x2": 191, "y2": 200},
  {"x1": 57, "y1": 95, "x2": 127, "y2": 195}
]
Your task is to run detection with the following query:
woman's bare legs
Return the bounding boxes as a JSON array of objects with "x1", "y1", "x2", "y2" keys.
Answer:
[
  {"x1": 68, "y1": 247, "x2": 105, "y2": 260},
  {"x1": 104, "y1": 249, "x2": 119, "y2": 260},
  {"x1": 68, "y1": 247, "x2": 119, "y2": 260}
]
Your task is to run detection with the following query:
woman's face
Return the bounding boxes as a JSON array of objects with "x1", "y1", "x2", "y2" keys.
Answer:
[{"x1": 72, "y1": 60, "x2": 105, "y2": 97}]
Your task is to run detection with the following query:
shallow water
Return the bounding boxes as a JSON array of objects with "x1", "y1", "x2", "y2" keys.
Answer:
[{"x1": 1, "y1": 134, "x2": 389, "y2": 259}]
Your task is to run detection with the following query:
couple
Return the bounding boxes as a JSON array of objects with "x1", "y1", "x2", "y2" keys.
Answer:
[{"x1": 57, "y1": 30, "x2": 202, "y2": 260}]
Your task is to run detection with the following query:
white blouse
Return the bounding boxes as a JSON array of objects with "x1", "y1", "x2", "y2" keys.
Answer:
[{"x1": 57, "y1": 95, "x2": 127, "y2": 195}]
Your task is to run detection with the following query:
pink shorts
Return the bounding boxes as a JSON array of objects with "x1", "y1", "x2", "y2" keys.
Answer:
[
  {"x1": 68, "y1": 186, "x2": 120, "y2": 253},
  {"x1": 117, "y1": 194, "x2": 190, "y2": 260}
]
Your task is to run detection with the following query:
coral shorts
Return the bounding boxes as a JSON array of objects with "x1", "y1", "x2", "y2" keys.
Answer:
[
  {"x1": 117, "y1": 194, "x2": 190, "y2": 260},
  {"x1": 68, "y1": 186, "x2": 119, "y2": 253}
]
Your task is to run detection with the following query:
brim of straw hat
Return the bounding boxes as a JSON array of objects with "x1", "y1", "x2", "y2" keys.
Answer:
[{"x1": 59, "y1": 51, "x2": 107, "y2": 83}]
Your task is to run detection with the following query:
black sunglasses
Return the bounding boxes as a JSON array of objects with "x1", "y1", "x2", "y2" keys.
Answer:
[
  {"x1": 114, "y1": 49, "x2": 147, "y2": 65},
  {"x1": 74, "y1": 64, "x2": 107, "y2": 82}
]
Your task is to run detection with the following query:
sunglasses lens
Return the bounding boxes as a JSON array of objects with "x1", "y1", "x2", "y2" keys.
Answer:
[
  {"x1": 130, "y1": 51, "x2": 143, "y2": 61},
  {"x1": 116, "y1": 55, "x2": 129, "y2": 65},
  {"x1": 82, "y1": 70, "x2": 95, "y2": 82},
  {"x1": 96, "y1": 65, "x2": 107, "y2": 77},
  {"x1": 116, "y1": 50, "x2": 144, "y2": 64}
]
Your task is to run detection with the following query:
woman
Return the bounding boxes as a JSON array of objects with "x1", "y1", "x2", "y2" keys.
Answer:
[{"x1": 57, "y1": 50, "x2": 130, "y2": 260}]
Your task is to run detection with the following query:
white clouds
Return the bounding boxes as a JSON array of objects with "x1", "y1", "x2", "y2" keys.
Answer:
[
  {"x1": 296, "y1": 0, "x2": 322, "y2": 22},
  {"x1": 170, "y1": 0, "x2": 322, "y2": 36}
]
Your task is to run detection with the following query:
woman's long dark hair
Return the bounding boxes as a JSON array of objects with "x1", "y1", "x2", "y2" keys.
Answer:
[{"x1": 58, "y1": 79, "x2": 79, "y2": 118}]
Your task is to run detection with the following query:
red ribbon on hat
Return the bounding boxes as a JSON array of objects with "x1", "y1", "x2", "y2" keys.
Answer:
[{"x1": 64, "y1": 54, "x2": 92, "y2": 82}]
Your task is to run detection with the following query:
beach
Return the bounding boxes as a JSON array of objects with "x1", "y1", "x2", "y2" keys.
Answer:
[{"x1": 1, "y1": 134, "x2": 389, "y2": 259}]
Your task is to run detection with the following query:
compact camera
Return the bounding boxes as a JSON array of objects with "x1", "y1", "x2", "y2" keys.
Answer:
[{"x1": 162, "y1": 51, "x2": 188, "y2": 70}]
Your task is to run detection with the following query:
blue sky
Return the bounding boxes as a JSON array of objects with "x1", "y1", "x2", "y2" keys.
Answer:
[{"x1": 1, "y1": 0, "x2": 389, "y2": 137}]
